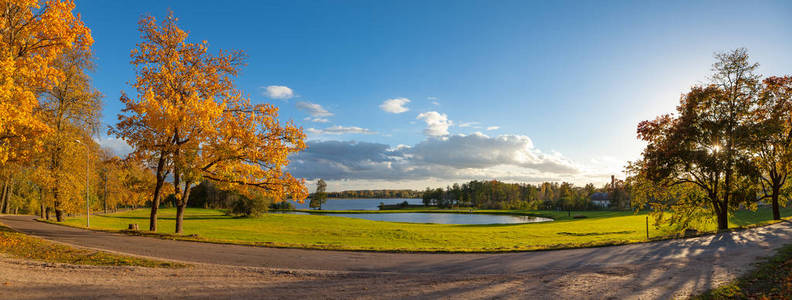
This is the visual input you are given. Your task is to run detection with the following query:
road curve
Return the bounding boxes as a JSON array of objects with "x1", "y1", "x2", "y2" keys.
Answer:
[{"x1": 1, "y1": 215, "x2": 791, "y2": 275}]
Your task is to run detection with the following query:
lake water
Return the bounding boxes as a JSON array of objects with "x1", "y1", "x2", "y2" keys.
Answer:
[
  {"x1": 290, "y1": 198, "x2": 553, "y2": 224},
  {"x1": 298, "y1": 212, "x2": 553, "y2": 225},
  {"x1": 293, "y1": 198, "x2": 424, "y2": 210}
]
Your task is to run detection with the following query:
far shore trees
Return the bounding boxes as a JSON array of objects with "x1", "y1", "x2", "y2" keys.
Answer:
[{"x1": 114, "y1": 12, "x2": 307, "y2": 233}]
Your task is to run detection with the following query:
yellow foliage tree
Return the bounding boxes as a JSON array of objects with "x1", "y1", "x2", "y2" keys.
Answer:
[
  {"x1": 114, "y1": 12, "x2": 307, "y2": 233},
  {"x1": 0, "y1": 0, "x2": 92, "y2": 164},
  {"x1": 36, "y1": 47, "x2": 101, "y2": 221}
]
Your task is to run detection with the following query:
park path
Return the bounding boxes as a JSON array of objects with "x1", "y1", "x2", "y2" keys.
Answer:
[{"x1": 2, "y1": 215, "x2": 792, "y2": 298}]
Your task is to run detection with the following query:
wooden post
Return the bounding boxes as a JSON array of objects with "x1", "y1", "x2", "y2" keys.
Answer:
[
  {"x1": 645, "y1": 216, "x2": 649, "y2": 240},
  {"x1": 103, "y1": 173, "x2": 108, "y2": 214}
]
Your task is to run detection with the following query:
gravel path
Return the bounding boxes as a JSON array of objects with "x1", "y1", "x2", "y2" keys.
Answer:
[{"x1": 2, "y1": 215, "x2": 791, "y2": 299}]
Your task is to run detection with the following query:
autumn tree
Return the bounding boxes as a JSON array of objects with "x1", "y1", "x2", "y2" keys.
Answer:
[
  {"x1": 0, "y1": 0, "x2": 92, "y2": 165},
  {"x1": 310, "y1": 179, "x2": 327, "y2": 210},
  {"x1": 118, "y1": 158, "x2": 159, "y2": 209},
  {"x1": 36, "y1": 47, "x2": 101, "y2": 221},
  {"x1": 632, "y1": 49, "x2": 761, "y2": 230},
  {"x1": 749, "y1": 76, "x2": 792, "y2": 220},
  {"x1": 114, "y1": 12, "x2": 307, "y2": 233}
]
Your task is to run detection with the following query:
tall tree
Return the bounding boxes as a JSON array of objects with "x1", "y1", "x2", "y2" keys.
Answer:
[
  {"x1": 37, "y1": 47, "x2": 101, "y2": 221},
  {"x1": 633, "y1": 49, "x2": 760, "y2": 230},
  {"x1": 750, "y1": 76, "x2": 792, "y2": 220},
  {"x1": 114, "y1": 12, "x2": 307, "y2": 233},
  {"x1": 0, "y1": 0, "x2": 92, "y2": 165},
  {"x1": 310, "y1": 179, "x2": 327, "y2": 210}
]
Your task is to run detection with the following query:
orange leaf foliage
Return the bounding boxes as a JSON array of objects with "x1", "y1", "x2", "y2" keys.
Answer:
[
  {"x1": 113, "y1": 12, "x2": 307, "y2": 203},
  {"x1": 0, "y1": 0, "x2": 93, "y2": 164}
]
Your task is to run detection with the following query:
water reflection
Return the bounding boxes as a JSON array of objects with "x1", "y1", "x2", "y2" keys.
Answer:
[{"x1": 291, "y1": 212, "x2": 553, "y2": 225}]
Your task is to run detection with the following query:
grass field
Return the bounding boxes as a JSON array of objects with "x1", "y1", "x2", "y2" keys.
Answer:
[
  {"x1": 0, "y1": 223, "x2": 183, "y2": 267},
  {"x1": 59, "y1": 206, "x2": 792, "y2": 252}
]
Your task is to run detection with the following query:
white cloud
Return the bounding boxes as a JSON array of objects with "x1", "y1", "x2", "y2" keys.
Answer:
[
  {"x1": 288, "y1": 133, "x2": 582, "y2": 183},
  {"x1": 296, "y1": 101, "x2": 333, "y2": 117},
  {"x1": 458, "y1": 121, "x2": 480, "y2": 128},
  {"x1": 304, "y1": 117, "x2": 330, "y2": 123},
  {"x1": 306, "y1": 125, "x2": 376, "y2": 135},
  {"x1": 261, "y1": 85, "x2": 294, "y2": 100},
  {"x1": 486, "y1": 126, "x2": 500, "y2": 131},
  {"x1": 431, "y1": 101, "x2": 440, "y2": 106},
  {"x1": 94, "y1": 136, "x2": 133, "y2": 157},
  {"x1": 427, "y1": 96, "x2": 438, "y2": 100},
  {"x1": 379, "y1": 98, "x2": 411, "y2": 114},
  {"x1": 417, "y1": 111, "x2": 452, "y2": 136}
]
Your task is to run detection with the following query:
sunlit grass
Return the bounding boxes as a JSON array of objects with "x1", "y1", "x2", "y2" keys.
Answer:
[
  {"x1": 0, "y1": 223, "x2": 184, "y2": 267},
  {"x1": 59, "y1": 206, "x2": 792, "y2": 252}
]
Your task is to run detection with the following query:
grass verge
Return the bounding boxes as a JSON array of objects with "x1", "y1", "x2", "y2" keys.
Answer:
[
  {"x1": 54, "y1": 207, "x2": 792, "y2": 253},
  {"x1": 695, "y1": 242, "x2": 792, "y2": 299},
  {"x1": 0, "y1": 222, "x2": 184, "y2": 268}
]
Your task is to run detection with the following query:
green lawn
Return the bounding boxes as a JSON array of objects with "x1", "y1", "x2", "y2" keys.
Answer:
[{"x1": 58, "y1": 206, "x2": 792, "y2": 252}]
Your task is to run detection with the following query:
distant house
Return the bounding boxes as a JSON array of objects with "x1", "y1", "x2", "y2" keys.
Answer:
[{"x1": 589, "y1": 192, "x2": 610, "y2": 208}]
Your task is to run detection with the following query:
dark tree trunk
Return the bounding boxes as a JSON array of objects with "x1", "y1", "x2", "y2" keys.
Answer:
[
  {"x1": 53, "y1": 186, "x2": 64, "y2": 221},
  {"x1": 174, "y1": 179, "x2": 191, "y2": 234},
  {"x1": 175, "y1": 203, "x2": 185, "y2": 234},
  {"x1": 771, "y1": 180, "x2": 781, "y2": 220},
  {"x1": 716, "y1": 204, "x2": 729, "y2": 231},
  {"x1": 2, "y1": 180, "x2": 13, "y2": 214},
  {"x1": 772, "y1": 191, "x2": 781, "y2": 220},
  {"x1": 45, "y1": 207, "x2": 50, "y2": 220},
  {"x1": 39, "y1": 188, "x2": 45, "y2": 219},
  {"x1": 149, "y1": 151, "x2": 168, "y2": 232},
  {"x1": 55, "y1": 208, "x2": 64, "y2": 222},
  {"x1": 0, "y1": 179, "x2": 7, "y2": 214}
]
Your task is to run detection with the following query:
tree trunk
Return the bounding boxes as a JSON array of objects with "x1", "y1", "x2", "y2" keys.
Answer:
[
  {"x1": 716, "y1": 204, "x2": 729, "y2": 231},
  {"x1": 772, "y1": 192, "x2": 781, "y2": 220},
  {"x1": 174, "y1": 181, "x2": 192, "y2": 234},
  {"x1": 39, "y1": 188, "x2": 45, "y2": 219},
  {"x1": 149, "y1": 151, "x2": 168, "y2": 232},
  {"x1": 2, "y1": 180, "x2": 13, "y2": 214},
  {"x1": 55, "y1": 208, "x2": 64, "y2": 222},
  {"x1": 45, "y1": 207, "x2": 50, "y2": 220},
  {"x1": 0, "y1": 179, "x2": 7, "y2": 214},
  {"x1": 53, "y1": 186, "x2": 64, "y2": 222}
]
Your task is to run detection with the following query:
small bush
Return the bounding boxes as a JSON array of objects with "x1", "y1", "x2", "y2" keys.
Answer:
[{"x1": 230, "y1": 196, "x2": 271, "y2": 217}]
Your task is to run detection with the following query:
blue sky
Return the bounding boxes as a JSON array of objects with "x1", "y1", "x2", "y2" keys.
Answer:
[{"x1": 77, "y1": 0, "x2": 792, "y2": 191}]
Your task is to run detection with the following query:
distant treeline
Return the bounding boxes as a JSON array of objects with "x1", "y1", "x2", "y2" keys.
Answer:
[
  {"x1": 422, "y1": 180, "x2": 630, "y2": 210},
  {"x1": 324, "y1": 189, "x2": 422, "y2": 199}
]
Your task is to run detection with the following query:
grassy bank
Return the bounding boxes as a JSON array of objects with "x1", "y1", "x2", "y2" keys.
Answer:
[
  {"x1": 696, "y1": 241, "x2": 792, "y2": 299},
  {"x1": 0, "y1": 222, "x2": 183, "y2": 267},
  {"x1": 58, "y1": 207, "x2": 792, "y2": 252}
]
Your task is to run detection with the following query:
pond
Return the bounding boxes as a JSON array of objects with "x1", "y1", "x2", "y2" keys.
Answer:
[
  {"x1": 293, "y1": 198, "x2": 424, "y2": 210},
  {"x1": 290, "y1": 198, "x2": 553, "y2": 224},
  {"x1": 293, "y1": 212, "x2": 553, "y2": 225}
]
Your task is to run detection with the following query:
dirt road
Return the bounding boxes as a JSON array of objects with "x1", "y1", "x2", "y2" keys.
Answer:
[{"x1": 1, "y1": 215, "x2": 790, "y2": 299}]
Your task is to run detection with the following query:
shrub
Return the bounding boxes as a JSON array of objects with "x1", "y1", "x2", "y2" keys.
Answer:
[{"x1": 230, "y1": 195, "x2": 271, "y2": 217}]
